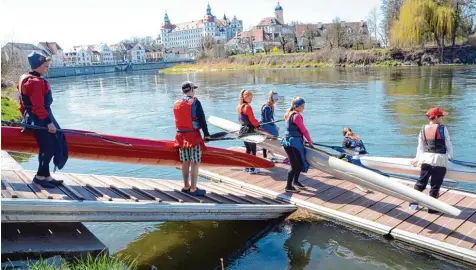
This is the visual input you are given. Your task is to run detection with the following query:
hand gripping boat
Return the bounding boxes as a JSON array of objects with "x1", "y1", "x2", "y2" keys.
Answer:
[
  {"x1": 207, "y1": 116, "x2": 461, "y2": 216},
  {"x1": 1, "y1": 126, "x2": 274, "y2": 169}
]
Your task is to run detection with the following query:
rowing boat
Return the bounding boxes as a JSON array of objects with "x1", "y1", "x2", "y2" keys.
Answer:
[
  {"x1": 207, "y1": 116, "x2": 461, "y2": 216},
  {"x1": 1, "y1": 126, "x2": 275, "y2": 169}
]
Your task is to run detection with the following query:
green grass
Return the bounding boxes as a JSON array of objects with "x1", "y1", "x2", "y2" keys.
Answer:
[
  {"x1": 1, "y1": 95, "x2": 21, "y2": 121},
  {"x1": 21, "y1": 253, "x2": 138, "y2": 270},
  {"x1": 1, "y1": 86, "x2": 21, "y2": 122}
]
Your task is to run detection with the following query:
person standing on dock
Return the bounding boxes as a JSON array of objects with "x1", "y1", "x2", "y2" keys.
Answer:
[
  {"x1": 410, "y1": 107, "x2": 454, "y2": 213},
  {"x1": 173, "y1": 81, "x2": 210, "y2": 196},
  {"x1": 281, "y1": 97, "x2": 314, "y2": 193},
  {"x1": 17, "y1": 52, "x2": 68, "y2": 188},
  {"x1": 237, "y1": 90, "x2": 261, "y2": 174},
  {"x1": 260, "y1": 91, "x2": 280, "y2": 162}
]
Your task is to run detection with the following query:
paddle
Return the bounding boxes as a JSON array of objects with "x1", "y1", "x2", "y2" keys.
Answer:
[
  {"x1": 1, "y1": 121, "x2": 132, "y2": 147},
  {"x1": 209, "y1": 119, "x2": 284, "y2": 139},
  {"x1": 312, "y1": 142, "x2": 361, "y2": 156}
]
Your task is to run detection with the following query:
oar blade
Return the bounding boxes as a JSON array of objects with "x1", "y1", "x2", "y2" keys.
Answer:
[
  {"x1": 209, "y1": 131, "x2": 229, "y2": 139},
  {"x1": 240, "y1": 134, "x2": 267, "y2": 144}
]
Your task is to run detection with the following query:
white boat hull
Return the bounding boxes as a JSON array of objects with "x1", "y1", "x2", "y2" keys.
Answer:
[
  {"x1": 208, "y1": 116, "x2": 462, "y2": 216},
  {"x1": 357, "y1": 156, "x2": 476, "y2": 183}
]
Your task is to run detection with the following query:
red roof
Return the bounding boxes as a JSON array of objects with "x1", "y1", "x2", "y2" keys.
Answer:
[
  {"x1": 39, "y1": 42, "x2": 63, "y2": 54},
  {"x1": 257, "y1": 17, "x2": 283, "y2": 27}
]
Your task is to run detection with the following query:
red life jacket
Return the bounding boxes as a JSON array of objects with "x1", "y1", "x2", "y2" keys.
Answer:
[
  {"x1": 174, "y1": 96, "x2": 200, "y2": 132},
  {"x1": 173, "y1": 96, "x2": 204, "y2": 148}
]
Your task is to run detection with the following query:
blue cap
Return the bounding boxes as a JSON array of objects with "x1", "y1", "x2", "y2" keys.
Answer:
[
  {"x1": 293, "y1": 98, "x2": 305, "y2": 108},
  {"x1": 28, "y1": 52, "x2": 51, "y2": 70}
]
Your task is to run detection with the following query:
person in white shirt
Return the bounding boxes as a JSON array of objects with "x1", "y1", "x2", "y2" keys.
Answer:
[{"x1": 410, "y1": 107, "x2": 454, "y2": 213}]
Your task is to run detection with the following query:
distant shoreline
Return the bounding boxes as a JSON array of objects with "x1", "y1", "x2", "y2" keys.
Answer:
[{"x1": 161, "y1": 46, "x2": 476, "y2": 74}]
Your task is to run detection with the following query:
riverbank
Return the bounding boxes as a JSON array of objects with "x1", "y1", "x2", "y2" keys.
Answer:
[
  {"x1": 1, "y1": 84, "x2": 21, "y2": 122},
  {"x1": 161, "y1": 46, "x2": 476, "y2": 73}
]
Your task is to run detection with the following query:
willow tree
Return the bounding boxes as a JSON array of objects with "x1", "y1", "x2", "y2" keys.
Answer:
[{"x1": 391, "y1": 0, "x2": 456, "y2": 56}]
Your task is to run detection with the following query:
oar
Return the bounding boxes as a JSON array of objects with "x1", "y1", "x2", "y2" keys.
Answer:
[
  {"x1": 312, "y1": 142, "x2": 362, "y2": 156},
  {"x1": 209, "y1": 119, "x2": 284, "y2": 139},
  {"x1": 2, "y1": 121, "x2": 132, "y2": 147}
]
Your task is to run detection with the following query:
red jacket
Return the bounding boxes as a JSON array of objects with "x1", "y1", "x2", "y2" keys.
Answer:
[{"x1": 17, "y1": 73, "x2": 51, "y2": 121}]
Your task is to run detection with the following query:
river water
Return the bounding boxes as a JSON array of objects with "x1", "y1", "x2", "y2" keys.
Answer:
[{"x1": 17, "y1": 67, "x2": 476, "y2": 269}]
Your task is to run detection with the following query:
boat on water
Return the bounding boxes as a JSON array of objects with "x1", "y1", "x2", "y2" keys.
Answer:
[
  {"x1": 207, "y1": 115, "x2": 461, "y2": 216},
  {"x1": 0, "y1": 126, "x2": 275, "y2": 169}
]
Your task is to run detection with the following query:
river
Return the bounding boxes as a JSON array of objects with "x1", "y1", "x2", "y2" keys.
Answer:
[{"x1": 16, "y1": 66, "x2": 476, "y2": 269}]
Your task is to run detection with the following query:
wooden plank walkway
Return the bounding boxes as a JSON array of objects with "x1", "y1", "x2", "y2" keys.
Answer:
[
  {"x1": 1, "y1": 152, "x2": 295, "y2": 222},
  {"x1": 198, "y1": 148, "x2": 476, "y2": 265}
]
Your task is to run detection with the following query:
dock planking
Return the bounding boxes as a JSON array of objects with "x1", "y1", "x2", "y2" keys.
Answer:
[{"x1": 198, "y1": 148, "x2": 476, "y2": 265}]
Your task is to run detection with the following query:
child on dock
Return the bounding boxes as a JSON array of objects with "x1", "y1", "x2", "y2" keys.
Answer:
[
  {"x1": 173, "y1": 81, "x2": 211, "y2": 196},
  {"x1": 339, "y1": 127, "x2": 368, "y2": 159},
  {"x1": 260, "y1": 91, "x2": 280, "y2": 163},
  {"x1": 281, "y1": 97, "x2": 314, "y2": 193},
  {"x1": 237, "y1": 90, "x2": 261, "y2": 174}
]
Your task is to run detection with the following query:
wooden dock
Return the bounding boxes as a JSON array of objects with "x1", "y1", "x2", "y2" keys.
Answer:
[
  {"x1": 1, "y1": 152, "x2": 295, "y2": 223},
  {"x1": 198, "y1": 148, "x2": 476, "y2": 265}
]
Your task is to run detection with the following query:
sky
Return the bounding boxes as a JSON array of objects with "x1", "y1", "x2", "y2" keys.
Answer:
[{"x1": 1, "y1": 0, "x2": 380, "y2": 50}]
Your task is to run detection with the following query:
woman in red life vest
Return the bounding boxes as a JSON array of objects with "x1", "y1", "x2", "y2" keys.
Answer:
[
  {"x1": 409, "y1": 107, "x2": 454, "y2": 213},
  {"x1": 173, "y1": 81, "x2": 211, "y2": 196},
  {"x1": 17, "y1": 52, "x2": 68, "y2": 188},
  {"x1": 237, "y1": 90, "x2": 261, "y2": 174}
]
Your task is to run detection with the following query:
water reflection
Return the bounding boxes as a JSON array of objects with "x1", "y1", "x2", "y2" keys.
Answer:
[
  {"x1": 229, "y1": 220, "x2": 471, "y2": 270},
  {"x1": 116, "y1": 220, "x2": 274, "y2": 270}
]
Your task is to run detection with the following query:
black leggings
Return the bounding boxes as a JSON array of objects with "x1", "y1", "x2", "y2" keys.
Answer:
[
  {"x1": 34, "y1": 130, "x2": 56, "y2": 177},
  {"x1": 414, "y1": 163, "x2": 447, "y2": 198},
  {"x1": 284, "y1": 146, "x2": 303, "y2": 188}
]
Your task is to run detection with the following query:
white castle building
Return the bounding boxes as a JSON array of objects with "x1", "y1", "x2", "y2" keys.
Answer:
[{"x1": 159, "y1": 3, "x2": 243, "y2": 55}]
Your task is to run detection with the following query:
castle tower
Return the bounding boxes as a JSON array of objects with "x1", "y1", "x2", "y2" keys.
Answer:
[{"x1": 274, "y1": 1, "x2": 284, "y2": 24}]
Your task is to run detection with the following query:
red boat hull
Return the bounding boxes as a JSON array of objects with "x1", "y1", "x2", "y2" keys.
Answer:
[{"x1": 1, "y1": 127, "x2": 274, "y2": 168}]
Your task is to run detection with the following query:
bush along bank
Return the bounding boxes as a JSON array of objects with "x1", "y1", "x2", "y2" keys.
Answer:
[{"x1": 161, "y1": 46, "x2": 476, "y2": 73}]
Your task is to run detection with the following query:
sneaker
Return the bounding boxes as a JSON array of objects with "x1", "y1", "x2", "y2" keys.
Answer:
[
  {"x1": 243, "y1": 168, "x2": 250, "y2": 173},
  {"x1": 283, "y1": 158, "x2": 290, "y2": 165},
  {"x1": 33, "y1": 176, "x2": 56, "y2": 189},
  {"x1": 181, "y1": 187, "x2": 191, "y2": 193},
  {"x1": 189, "y1": 188, "x2": 206, "y2": 196},
  {"x1": 269, "y1": 158, "x2": 278, "y2": 163},
  {"x1": 428, "y1": 209, "x2": 441, "y2": 214},
  {"x1": 249, "y1": 168, "x2": 260, "y2": 174},
  {"x1": 409, "y1": 203, "x2": 419, "y2": 211},
  {"x1": 50, "y1": 179, "x2": 64, "y2": 186},
  {"x1": 285, "y1": 186, "x2": 300, "y2": 193},
  {"x1": 293, "y1": 181, "x2": 305, "y2": 189}
]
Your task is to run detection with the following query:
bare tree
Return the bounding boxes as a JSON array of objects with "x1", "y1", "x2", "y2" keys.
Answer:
[
  {"x1": 302, "y1": 25, "x2": 319, "y2": 52},
  {"x1": 381, "y1": 0, "x2": 404, "y2": 35},
  {"x1": 263, "y1": 41, "x2": 274, "y2": 54},
  {"x1": 366, "y1": 7, "x2": 379, "y2": 47},
  {"x1": 328, "y1": 17, "x2": 346, "y2": 48}
]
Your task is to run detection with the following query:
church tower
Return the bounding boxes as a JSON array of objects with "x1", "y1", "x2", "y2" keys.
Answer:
[{"x1": 274, "y1": 1, "x2": 284, "y2": 24}]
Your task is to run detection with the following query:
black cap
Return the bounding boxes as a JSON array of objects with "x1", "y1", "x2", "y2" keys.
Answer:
[{"x1": 181, "y1": 81, "x2": 198, "y2": 92}]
